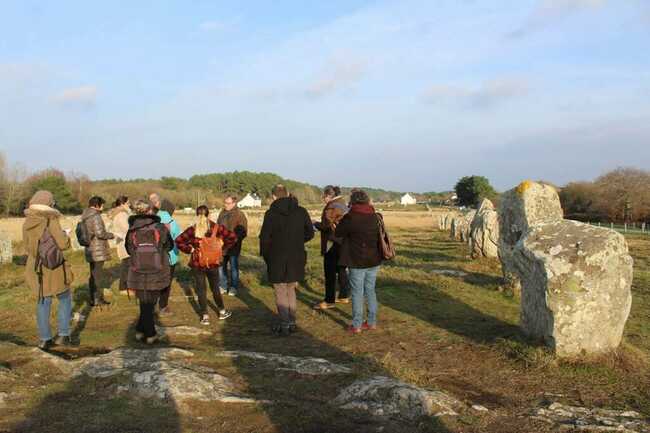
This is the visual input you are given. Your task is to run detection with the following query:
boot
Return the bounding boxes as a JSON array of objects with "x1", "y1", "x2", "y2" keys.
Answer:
[{"x1": 94, "y1": 294, "x2": 111, "y2": 307}]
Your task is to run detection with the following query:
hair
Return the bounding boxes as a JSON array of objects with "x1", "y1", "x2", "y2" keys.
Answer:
[
  {"x1": 224, "y1": 195, "x2": 238, "y2": 203},
  {"x1": 323, "y1": 185, "x2": 341, "y2": 197},
  {"x1": 195, "y1": 205, "x2": 210, "y2": 238},
  {"x1": 160, "y1": 198, "x2": 175, "y2": 216},
  {"x1": 113, "y1": 196, "x2": 129, "y2": 208},
  {"x1": 196, "y1": 205, "x2": 209, "y2": 217},
  {"x1": 132, "y1": 199, "x2": 153, "y2": 215},
  {"x1": 88, "y1": 196, "x2": 105, "y2": 208},
  {"x1": 349, "y1": 189, "x2": 370, "y2": 205},
  {"x1": 272, "y1": 184, "x2": 288, "y2": 198}
]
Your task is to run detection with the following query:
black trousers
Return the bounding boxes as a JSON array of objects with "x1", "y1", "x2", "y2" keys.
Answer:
[
  {"x1": 136, "y1": 290, "x2": 160, "y2": 338},
  {"x1": 89, "y1": 261, "x2": 105, "y2": 298},
  {"x1": 324, "y1": 244, "x2": 349, "y2": 303},
  {"x1": 158, "y1": 264, "x2": 176, "y2": 310},
  {"x1": 119, "y1": 258, "x2": 130, "y2": 291},
  {"x1": 193, "y1": 268, "x2": 225, "y2": 314}
]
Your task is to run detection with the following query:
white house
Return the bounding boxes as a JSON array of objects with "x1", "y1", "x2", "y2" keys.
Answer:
[
  {"x1": 237, "y1": 193, "x2": 262, "y2": 208},
  {"x1": 400, "y1": 193, "x2": 417, "y2": 206}
]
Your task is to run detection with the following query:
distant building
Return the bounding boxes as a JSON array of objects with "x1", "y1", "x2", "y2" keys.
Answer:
[
  {"x1": 400, "y1": 193, "x2": 417, "y2": 206},
  {"x1": 238, "y1": 193, "x2": 262, "y2": 208}
]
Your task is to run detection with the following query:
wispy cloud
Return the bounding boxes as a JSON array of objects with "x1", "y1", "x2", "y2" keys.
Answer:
[
  {"x1": 199, "y1": 20, "x2": 227, "y2": 32},
  {"x1": 305, "y1": 58, "x2": 367, "y2": 99},
  {"x1": 508, "y1": 0, "x2": 608, "y2": 38},
  {"x1": 53, "y1": 85, "x2": 97, "y2": 109},
  {"x1": 423, "y1": 78, "x2": 529, "y2": 110}
]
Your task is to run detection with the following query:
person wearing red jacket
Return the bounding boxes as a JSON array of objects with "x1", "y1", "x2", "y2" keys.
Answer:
[{"x1": 176, "y1": 205, "x2": 237, "y2": 325}]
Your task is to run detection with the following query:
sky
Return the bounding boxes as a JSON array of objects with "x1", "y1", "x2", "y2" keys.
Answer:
[{"x1": 1, "y1": 0, "x2": 649, "y2": 192}]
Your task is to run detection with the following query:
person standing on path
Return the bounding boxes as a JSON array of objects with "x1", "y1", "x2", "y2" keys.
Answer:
[
  {"x1": 176, "y1": 205, "x2": 237, "y2": 325},
  {"x1": 259, "y1": 184, "x2": 315, "y2": 336},
  {"x1": 81, "y1": 196, "x2": 114, "y2": 307},
  {"x1": 217, "y1": 195, "x2": 248, "y2": 297},
  {"x1": 313, "y1": 185, "x2": 349, "y2": 310},
  {"x1": 335, "y1": 189, "x2": 383, "y2": 334},
  {"x1": 23, "y1": 190, "x2": 75, "y2": 350},
  {"x1": 125, "y1": 200, "x2": 174, "y2": 344}
]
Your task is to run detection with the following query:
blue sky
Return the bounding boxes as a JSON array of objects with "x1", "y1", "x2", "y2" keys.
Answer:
[{"x1": 1, "y1": 0, "x2": 649, "y2": 192}]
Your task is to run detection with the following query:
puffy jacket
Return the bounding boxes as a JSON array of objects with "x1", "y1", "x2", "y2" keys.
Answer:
[
  {"x1": 157, "y1": 210, "x2": 181, "y2": 265},
  {"x1": 22, "y1": 206, "x2": 74, "y2": 298},
  {"x1": 82, "y1": 208, "x2": 114, "y2": 263}
]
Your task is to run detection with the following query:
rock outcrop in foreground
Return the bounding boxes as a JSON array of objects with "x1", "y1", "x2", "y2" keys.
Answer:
[{"x1": 499, "y1": 181, "x2": 633, "y2": 357}]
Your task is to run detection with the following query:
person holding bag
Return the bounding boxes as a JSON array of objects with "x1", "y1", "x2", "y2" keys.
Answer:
[{"x1": 176, "y1": 205, "x2": 237, "y2": 325}]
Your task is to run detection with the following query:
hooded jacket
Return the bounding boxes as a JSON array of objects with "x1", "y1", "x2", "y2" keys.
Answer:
[
  {"x1": 81, "y1": 207, "x2": 114, "y2": 263},
  {"x1": 22, "y1": 206, "x2": 74, "y2": 297},
  {"x1": 259, "y1": 196, "x2": 314, "y2": 284},
  {"x1": 125, "y1": 214, "x2": 173, "y2": 291}
]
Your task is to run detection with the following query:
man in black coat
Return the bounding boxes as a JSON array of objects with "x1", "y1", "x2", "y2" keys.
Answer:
[{"x1": 259, "y1": 184, "x2": 314, "y2": 335}]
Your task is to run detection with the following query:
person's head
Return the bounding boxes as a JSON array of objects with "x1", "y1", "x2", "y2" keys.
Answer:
[
  {"x1": 223, "y1": 195, "x2": 238, "y2": 211},
  {"x1": 349, "y1": 189, "x2": 370, "y2": 205},
  {"x1": 29, "y1": 190, "x2": 55, "y2": 208},
  {"x1": 322, "y1": 185, "x2": 341, "y2": 203},
  {"x1": 160, "y1": 198, "x2": 175, "y2": 216},
  {"x1": 88, "y1": 196, "x2": 106, "y2": 211},
  {"x1": 149, "y1": 193, "x2": 161, "y2": 209},
  {"x1": 196, "y1": 205, "x2": 209, "y2": 218},
  {"x1": 132, "y1": 199, "x2": 155, "y2": 215},
  {"x1": 113, "y1": 195, "x2": 129, "y2": 209},
  {"x1": 195, "y1": 205, "x2": 210, "y2": 238},
  {"x1": 271, "y1": 184, "x2": 288, "y2": 201}
]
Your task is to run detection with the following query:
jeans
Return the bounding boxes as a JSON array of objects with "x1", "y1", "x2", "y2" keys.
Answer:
[
  {"x1": 37, "y1": 290, "x2": 72, "y2": 341},
  {"x1": 219, "y1": 255, "x2": 240, "y2": 290},
  {"x1": 324, "y1": 244, "x2": 348, "y2": 303},
  {"x1": 348, "y1": 266, "x2": 380, "y2": 329}
]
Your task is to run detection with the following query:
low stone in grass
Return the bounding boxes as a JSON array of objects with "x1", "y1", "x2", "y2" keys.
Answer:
[{"x1": 0, "y1": 231, "x2": 12, "y2": 264}]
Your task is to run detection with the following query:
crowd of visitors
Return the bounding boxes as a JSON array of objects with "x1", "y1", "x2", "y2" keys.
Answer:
[{"x1": 21, "y1": 183, "x2": 391, "y2": 348}]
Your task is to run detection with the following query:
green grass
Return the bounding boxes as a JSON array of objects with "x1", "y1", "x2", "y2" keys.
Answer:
[{"x1": 0, "y1": 224, "x2": 649, "y2": 433}]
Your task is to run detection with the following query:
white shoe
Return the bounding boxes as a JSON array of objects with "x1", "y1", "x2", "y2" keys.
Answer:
[
  {"x1": 219, "y1": 287, "x2": 227, "y2": 295},
  {"x1": 228, "y1": 288, "x2": 237, "y2": 296},
  {"x1": 200, "y1": 314, "x2": 210, "y2": 325}
]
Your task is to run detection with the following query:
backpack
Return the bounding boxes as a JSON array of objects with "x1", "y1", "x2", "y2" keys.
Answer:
[
  {"x1": 37, "y1": 223, "x2": 65, "y2": 270},
  {"x1": 376, "y1": 213, "x2": 396, "y2": 261},
  {"x1": 196, "y1": 224, "x2": 224, "y2": 268},
  {"x1": 130, "y1": 225, "x2": 164, "y2": 274},
  {"x1": 75, "y1": 218, "x2": 91, "y2": 247}
]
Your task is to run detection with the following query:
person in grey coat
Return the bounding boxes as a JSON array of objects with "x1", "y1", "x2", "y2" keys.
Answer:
[{"x1": 81, "y1": 196, "x2": 114, "y2": 306}]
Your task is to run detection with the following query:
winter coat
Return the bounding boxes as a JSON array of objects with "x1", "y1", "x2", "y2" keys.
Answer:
[
  {"x1": 259, "y1": 196, "x2": 314, "y2": 284},
  {"x1": 22, "y1": 206, "x2": 74, "y2": 298},
  {"x1": 335, "y1": 204, "x2": 382, "y2": 269},
  {"x1": 217, "y1": 207, "x2": 248, "y2": 256},
  {"x1": 125, "y1": 214, "x2": 173, "y2": 291},
  {"x1": 157, "y1": 210, "x2": 181, "y2": 265},
  {"x1": 175, "y1": 221, "x2": 237, "y2": 269},
  {"x1": 110, "y1": 207, "x2": 131, "y2": 260},
  {"x1": 81, "y1": 208, "x2": 114, "y2": 263},
  {"x1": 314, "y1": 196, "x2": 348, "y2": 255}
]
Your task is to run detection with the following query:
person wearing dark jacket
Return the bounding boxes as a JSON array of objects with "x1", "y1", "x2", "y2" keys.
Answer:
[
  {"x1": 259, "y1": 184, "x2": 314, "y2": 336},
  {"x1": 81, "y1": 196, "x2": 114, "y2": 307},
  {"x1": 125, "y1": 200, "x2": 173, "y2": 344},
  {"x1": 176, "y1": 205, "x2": 237, "y2": 325},
  {"x1": 335, "y1": 189, "x2": 382, "y2": 334},
  {"x1": 313, "y1": 185, "x2": 349, "y2": 309},
  {"x1": 217, "y1": 195, "x2": 248, "y2": 297}
]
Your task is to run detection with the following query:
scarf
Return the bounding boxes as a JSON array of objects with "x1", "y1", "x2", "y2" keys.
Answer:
[{"x1": 350, "y1": 204, "x2": 375, "y2": 214}]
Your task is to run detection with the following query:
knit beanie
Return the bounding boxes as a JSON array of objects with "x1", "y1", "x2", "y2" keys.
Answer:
[{"x1": 29, "y1": 190, "x2": 55, "y2": 207}]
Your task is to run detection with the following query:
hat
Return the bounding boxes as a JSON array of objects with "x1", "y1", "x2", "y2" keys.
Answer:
[{"x1": 29, "y1": 190, "x2": 55, "y2": 207}]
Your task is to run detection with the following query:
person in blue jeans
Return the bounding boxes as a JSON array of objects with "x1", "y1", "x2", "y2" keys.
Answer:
[
  {"x1": 217, "y1": 195, "x2": 248, "y2": 296},
  {"x1": 335, "y1": 189, "x2": 383, "y2": 334},
  {"x1": 22, "y1": 190, "x2": 75, "y2": 350}
]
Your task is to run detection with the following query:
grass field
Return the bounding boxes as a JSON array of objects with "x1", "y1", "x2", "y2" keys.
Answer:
[{"x1": 0, "y1": 211, "x2": 648, "y2": 433}]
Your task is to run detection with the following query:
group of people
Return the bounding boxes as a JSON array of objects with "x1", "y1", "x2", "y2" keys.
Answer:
[{"x1": 22, "y1": 183, "x2": 387, "y2": 349}]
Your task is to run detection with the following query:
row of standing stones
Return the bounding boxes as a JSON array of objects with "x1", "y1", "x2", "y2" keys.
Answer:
[{"x1": 437, "y1": 181, "x2": 634, "y2": 358}]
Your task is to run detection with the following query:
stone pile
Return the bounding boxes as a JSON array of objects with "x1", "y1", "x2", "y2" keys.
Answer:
[{"x1": 498, "y1": 181, "x2": 633, "y2": 357}]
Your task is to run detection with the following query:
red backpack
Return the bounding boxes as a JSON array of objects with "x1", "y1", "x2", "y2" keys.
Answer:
[
  {"x1": 196, "y1": 224, "x2": 224, "y2": 268},
  {"x1": 130, "y1": 225, "x2": 164, "y2": 274}
]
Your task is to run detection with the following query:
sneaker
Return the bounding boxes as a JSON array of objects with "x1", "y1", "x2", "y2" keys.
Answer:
[
  {"x1": 38, "y1": 339, "x2": 53, "y2": 351},
  {"x1": 348, "y1": 325, "x2": 362, "y2": 335},
  {"x1": 219, "y1": 287, "x2": 227, "y2": 295},
  {"x1": 218, "y1": 310, "x2": 232, "y2": 320},
  {"x1": 135, "y1": 332, "x2": 145, "y2": 342},
  {"x1": 336, "y1": 298, "x2": 350, "y2": 304},
  {"x1": 288, "y1": 323, "x2": 298, "y2": 333},
  {"x1": 200, "y1": 314, "x2": 210, "y2": 325},
  {"x1": 272, "y1": 324, "x2": 290, "y2": 337},
  {"x1": 313, "y1": 301, "x2": 335, "y2": 310},
  {"x1": 53, "y1": 335, "x2": 72, "y2": 346},
  {"x1": 145, "y1": 335, "x2": 159, "y2": 345},
  {"x1": 361, "y1": 322, "x2": 377, "y2": 331},
  {"x1": 228, "y1": 288, "x2": 237, "y2": 296}
]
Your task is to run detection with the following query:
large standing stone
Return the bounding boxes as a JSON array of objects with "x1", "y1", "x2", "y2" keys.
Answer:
[
  {"x1": 460, "y1": 210, "x2": 476, "y2": 243},
  {"x1": 0, "y1": 230, "x2": 12, "y2": 264},
  {"x1": 469, "y1": 199, "x2": 499, "y2": 258},
  {"x1": 499, "y1": 181, "x2": 633, "y2": 357},
  {"x1": 450, "y1": 211, "x2": 475, "y2": 242}
]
